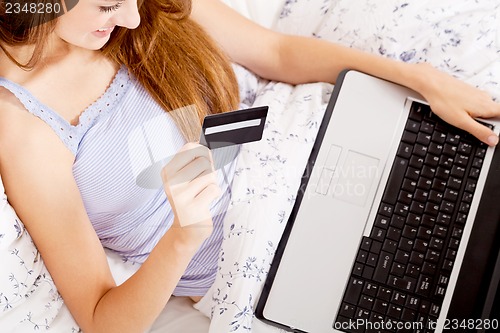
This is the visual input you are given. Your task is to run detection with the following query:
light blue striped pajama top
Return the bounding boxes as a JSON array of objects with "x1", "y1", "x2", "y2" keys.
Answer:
[{"x1": 0, "y1": 65, "x2": 234, "y2": 296}]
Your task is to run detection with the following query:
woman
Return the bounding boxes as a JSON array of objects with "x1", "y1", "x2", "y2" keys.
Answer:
[{"x1": 0, "y1": 0, "x2": 498, "y2": 332}]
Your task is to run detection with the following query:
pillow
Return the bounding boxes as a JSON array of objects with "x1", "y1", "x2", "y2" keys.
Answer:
[
  {"x1": 221, "y1": 0, "x2": 282, "y2": 28},
  {"x1": 0, "y1": 176, "x2": 79, "y2": 332}
]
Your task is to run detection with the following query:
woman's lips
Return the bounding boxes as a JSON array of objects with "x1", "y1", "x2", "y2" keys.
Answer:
[{"x1": 92, "y1": 26, "x2": 115, "y2": 38}]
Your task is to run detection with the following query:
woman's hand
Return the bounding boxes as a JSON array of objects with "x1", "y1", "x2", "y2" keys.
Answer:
[
  {"x1": 161, "y1": 142, "x2": 222, "y2": 245},
  {"x1": 405, "y1": 63, "x2": 500, "y2": 146}
]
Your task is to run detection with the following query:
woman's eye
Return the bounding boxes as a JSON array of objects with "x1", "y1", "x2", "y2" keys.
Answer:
[{"x1": 99, "y1": 2, "x2": 123, "y2": 13}]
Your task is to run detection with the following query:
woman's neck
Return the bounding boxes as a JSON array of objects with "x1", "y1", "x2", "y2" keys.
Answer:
[{"x1": 0, "y1": 36, "x2": 103, "y2": 80}]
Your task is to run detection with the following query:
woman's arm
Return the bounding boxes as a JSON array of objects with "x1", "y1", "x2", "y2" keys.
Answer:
[
  {"x1": 191, "y1": 0, "x2": 500, "y2": 146},
  {"x1": 0, "y1": 99, "x2": 217, "y2": 333}
]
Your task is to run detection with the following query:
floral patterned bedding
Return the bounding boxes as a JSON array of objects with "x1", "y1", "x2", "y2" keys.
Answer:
[
  {"x1": 1, "y1": 1, "x2": 499, "y2": 332},
  {"x1": 202, "y1": 1, "x2": 500, "y2": 332}
]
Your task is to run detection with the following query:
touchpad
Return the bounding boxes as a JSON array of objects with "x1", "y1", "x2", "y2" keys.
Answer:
[{"x1": 333, "y1": 150, "x2": 379, "y2": 207}]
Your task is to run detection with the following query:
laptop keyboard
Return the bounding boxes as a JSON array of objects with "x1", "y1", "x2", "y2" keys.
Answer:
[{"x1": 335, "y1": 102, "x2": 492, "y2": 333}]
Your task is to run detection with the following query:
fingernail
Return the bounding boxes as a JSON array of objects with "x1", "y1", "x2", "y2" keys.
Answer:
[{"x1": 488, "y1": 135, "x2": 499, "y2": 146}]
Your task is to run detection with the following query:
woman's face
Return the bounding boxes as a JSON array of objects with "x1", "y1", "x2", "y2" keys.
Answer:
[{"x1": 54, "y1": 0, "x2": 141, "y2": 50}]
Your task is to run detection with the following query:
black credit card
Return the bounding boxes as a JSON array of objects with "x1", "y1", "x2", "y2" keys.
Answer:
[{"x1": 200, "y1": 106, "x2": 268, "y2": 149}]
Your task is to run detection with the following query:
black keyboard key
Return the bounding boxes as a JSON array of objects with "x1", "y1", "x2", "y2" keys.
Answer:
[
  {"x1": 344, "y1": 278, "x2": 364, "y2": 304},
  {"x1": 443, "y1": 189, "x2": 459, "y2": 202},
  {"x1": 433, "y1": 225, "x2": 447, "y2": 238},
  {"x1": 422, "y1": 262, "x2": 437, "y2": 276},
  {"x1": 388, "y1": 275, "x2": 416, "y2": 292},
  {"x1": 439, "y1": 155, "x2": 454, "y2": 169},
  {"x1": 451, "y1": 165, "x2": 466, "y2": 178},
  {"x1": 465, "y1": 180, "x2": 477, "y2": 193},
  {"x1": 428, "y1": 190, "x2": 443, "y2": 205},
  {"x1": 394, "y1": 203, "x2": 409, "y2": 216},
  {"x1": 413, "y1": 144, "x2": 428, "y2": 157},
  {"x1": 417, "y1": 178, "x2": 432, "y2": 191},
  {"x1": 367, "y1": 253, "x2": 378, "y2": 267},
  {"x1": 410, "y1": 202, "x2": 425, "y2": 215},
  {"x1": 402, "y1": 178, "x2": 417, "y2": 192},
  {"x1": 417, "y1": 226, "x2": 433, "y2": 240},
  {"x1": 395, "y1": 250, "x2": 410, "y2": 265},
  {"x1": 409, "y1": 251, "x2": 425, "y2": 266},
  {"x1": 391, "y1": 262, "x2": 406, "y2": 277},
  {"x1": 462, "y1": 191, "x2": 473, "y2": 203},
  {"x1": 443, "y1": 144, "x2": 457, "y2": 156},
  {"x1": 383, "y1": 239, "x2": 398, "y2": 254},
  {"x1": 373, "y1": 251, "x2": 394, "y2": 284},
  {"x1": 405, "y1": 119, "x2": 421, "y2": 132},
  {"x1": 445, "y1": 249, "x2": 457, "y2": 261},
  {"x1": 406, "y1": 264, "x2": 421, "y2": 278},
  {"x1": 429, "y1": 237, "x2": 444, "y2": 251},
  {"x1": 455, "y1": 154, "x2": 469, "y2": 167},
  {"x1": 406, "y1": 296, "x2": 420, "y2": 310},
  {"x1": 417, "y1": 133, "x2": 432, "y2": 145},
  {"x1": 387, "y1": 227, "x2": 402, "y2": 241},
  {"x1": 434, "y1": 285, "x2": 446, "y2": 299},
  {"x1": 472, "y1": 156, "x2": 483, "y2": 169},
  {"x1": 354, "y1": 308, "x2": 370, "y2": 320},
  {"x1": 458, "y1": 142, "x2": 472, "y2": 155},
  {"x1": 429, "y1": 304, "x2": 441, "y2": 318},
  {"x1": 363, "y1": 282, "x2": 379, "y2": 297},
  {"x1": 353, "y1": 262, "x2": 364, "y2": 276},
  {"x1": 449, "y1": 238, "x2": 460, "y2": 250},
  {"x1": 420, "y1": 120, "x2": 435, "y2": 134},
  {"x1": 373, "y1": 299, "x2": 390, "y2": 315},
  {"x1": 438, "y1": 274, "x2": 450, "y2": 287},
  {"x1": 402, "y1": 308, "x2": 417, "y2": 322},
  {"x1": 356, "y1": 250, "x2": 368, "y2": 264},
  {"x1": 370, "y1": 227, "x2": 386, "y2": 242},
  {"x1": 425, "y1": 250, "x2": 440, "y2": 264},
  {"x1": 448, "y1": 177, "x2": 463, "y2": 191},
  {"x1": 379, "y1": 203, "x2": 394, "y2": 217},
  {"x1": 424, "y1": 202, "x2": 440, "y2": 216},
  {"x1": 370, "y1": 241, "x2": 382, "y2": 254},
  {"x1": 398, "y1": 191, "x2": 413, "y2": 205},
  {"x1": 402, "y1": 226, "x2": 418, "y2": 239},
  {"x1": 421, "y1": 165, "x2": 436, "y2": 179},
  {"x1": 424, "y1": 154, "x2": 440, "y2": 168},
  {"x1": 436, "y1": 212, "x2": 451, "y2": 226},
  {"x1": 360, "y1": 237, "x2": 372, "y2": 251},
  {"x1": 359, "y1": 295, "x2": 375, "y2": 310},
  {"x1": 432, "y1": 179, "x2": 447, "y2": 192},
  {"x1": 421, "y1": 215, "x2": 436, "y2": 228},
  {"x1": 446, "y1": 133, "x2": 460, "y2": 145},
  {"x1": 402, "y1": 131, "x2": 418, "y2": 143},
  {"x1": 377, "y1": 286, "x2": 393, "y2": 302},
  {"x1": 409, "y1": 156, "x2": 424, "y2": 169},
  {"x1": 459, "y1": 202, "x2": 470, "y2": 214},
  {"x1": 414, "y1": 239, "x2": 429, "y2": 253},
  {"x1": 397, "y1": 143, "x2": 413, "y2": 159},
  {"x1": 339, "y1": 303, "x2": 357, "y2": 318},
  {"x1": 416, "y1": 275, "x2": 433, "y2": 297},
  {"x1": 440, "y1": 201, "x2": 454, "y2": 214},
  {"x1": 390, "y1": 215, "x2": 405, "y2": 229},
  {"x1": 432, "y1": 131, "x2": 446, "y2": 144},
  {"x1": 374, "y1": 216, "x2": 390, "y2": 229},
  {"x1": 391, "y1": 291, "x2": 407, "y2": 306},
  {"x1": 387, "y1": 304, "x2": 404, "y2": 319},
  {"x1": 406, "y1": 213, "x2": 421, "y2": 227}
]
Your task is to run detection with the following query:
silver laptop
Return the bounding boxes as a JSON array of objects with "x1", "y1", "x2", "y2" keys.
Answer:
[{"x1": 256, "y1": 70, "x2": 500, "y2": 332}]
